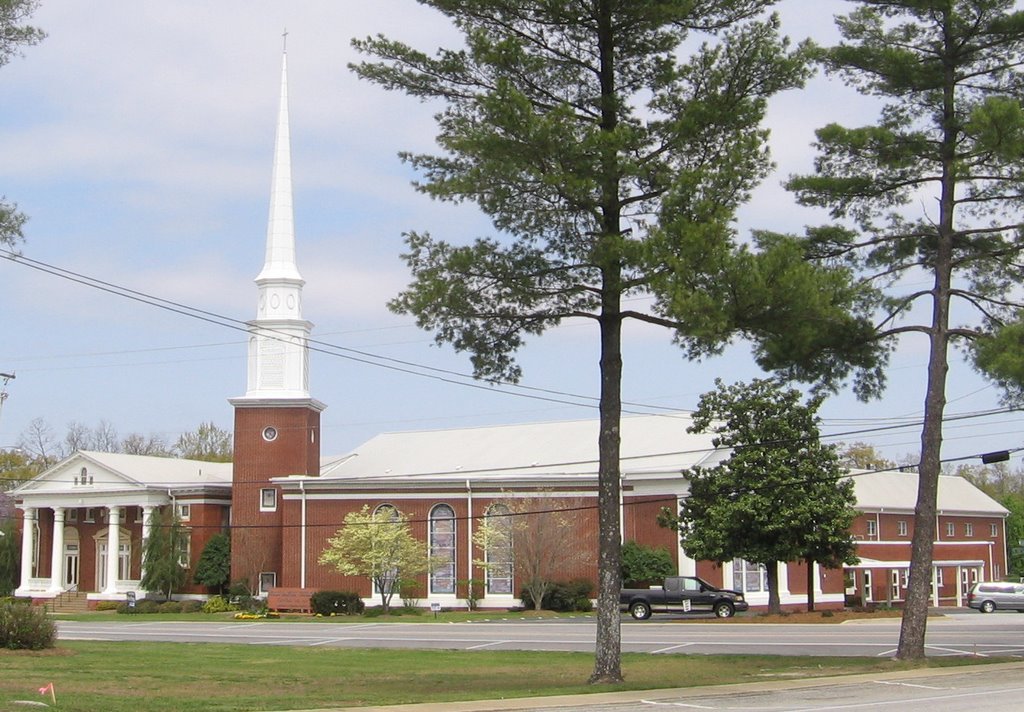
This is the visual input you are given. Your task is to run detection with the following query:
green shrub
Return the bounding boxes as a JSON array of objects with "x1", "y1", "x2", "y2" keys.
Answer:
[
  {"x1": 157, "y1": 601, "x2": 182, "y2": 613},
  {"x1": 135, "y1": 600, "x2": 159, "y2": 614},
  {"x1": 180, "y1": 599, "x2": 203, "y2": 613},
  {"x1": 0, "y1": 601, "x2": 57, "y2": 650},
  {"x1": 202, "y1": 596, "x2": 238, "y2": 614},
  {"x1": 310, "y1": 590, "x2": 365, "y2": 616},
  {"x1": 115, "y1": 601, "x2": 155, "y2": 614},
  {"x1": 95, "y1": 601, "x2": 120, "y2": 611},
  {"x1": 520, "y1": 579, "x2": 595, "y2": 612},
  {"x1": 621, "y1": 541, "x2": 676, "y2": 588}
]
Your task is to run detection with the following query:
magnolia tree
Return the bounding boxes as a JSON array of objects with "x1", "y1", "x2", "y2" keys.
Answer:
[
  {"x1": 663, "y1": 379, "x2": 859, "y2": 614},
  {"x1": 319, "y1": 505, "x2": 433, "y2": 614}
]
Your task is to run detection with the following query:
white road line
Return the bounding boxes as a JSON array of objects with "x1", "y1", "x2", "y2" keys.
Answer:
[
  {"x1": 874, "y1": 680, "x2": 949, "y2": 690},
  {"x1": 466, "y1": 641, "x2": 504, "y2": 650},
  {"x1": 651, "y1": 643, "x2": 696, "y2": 654},
  {"x1": 308, "y1": 638, "x2": 352, "y2": 647}
]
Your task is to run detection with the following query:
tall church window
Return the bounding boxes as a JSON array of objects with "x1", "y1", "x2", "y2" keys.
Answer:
[
  {"x1": 732, "y1": 558, "x2": 767, "y2": 594},
  {"x1": 483, "y1": 504, "x2": 513, "y2": 595},
  {"x1": 429, "y1": 504, "x2": 456, "y2": 594}
]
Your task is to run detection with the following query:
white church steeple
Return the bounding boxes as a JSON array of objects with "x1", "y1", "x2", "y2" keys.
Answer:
[{"x1": 238, "y1": 47, "x2": 315, "y2": 401}]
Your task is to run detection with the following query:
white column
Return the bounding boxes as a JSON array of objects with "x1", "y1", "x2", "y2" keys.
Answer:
[
  {"x1": 139, "y1": 506, "x2": 154, "y2": 586},
  {"x1": 776, "y1": 562, "x2": 790, "y2": 599},
  {"x1": 103, "y1": 506, "x2": 120, "y2": 594},
  {"x1": 47, "y1": 507, "x2": 65, "y2": 593},
  {"x1": 16, "y1": 507, "x2": 35, "y2": 594},
  {"x1": 812, "y1": 562, "x2": 823, "y2": 597}
]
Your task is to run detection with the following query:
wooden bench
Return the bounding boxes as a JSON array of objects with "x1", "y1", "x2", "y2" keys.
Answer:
[{"x1": 267, "y1": 588, "x2": 315, "y2": 613}]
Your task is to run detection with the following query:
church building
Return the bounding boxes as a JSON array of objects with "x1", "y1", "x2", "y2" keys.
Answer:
[{"x1": 10, "y1": 51, "x2": 1010, "y2": 613}]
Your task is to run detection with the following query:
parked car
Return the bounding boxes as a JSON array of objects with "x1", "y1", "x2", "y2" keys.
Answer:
[
  {"x1": 620, "y1": 576, "x2": 749, "y2": 619},
  {"x1": 967, "y1": 581, "x2": 1024, "y2": 613}
]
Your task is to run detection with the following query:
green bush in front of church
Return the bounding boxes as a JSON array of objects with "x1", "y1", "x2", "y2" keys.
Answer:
[{"x1": 0, "y1": 600, "x2": 56, "y2": 650}]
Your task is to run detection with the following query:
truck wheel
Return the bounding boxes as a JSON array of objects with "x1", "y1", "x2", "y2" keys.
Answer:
[
  {"x1": 980, "y1": 600, "x2": 996, "y2": 613},
  {"x1": 713, "y1": 601, "x2": 735, "y2": 618},
  {"x1": 629, "y1": 602, "x2": 651, "y2": 620}
]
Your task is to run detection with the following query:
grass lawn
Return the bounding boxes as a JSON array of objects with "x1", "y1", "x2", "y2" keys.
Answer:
[{"x1": 0, "y1": 642, "x2": 1004, "y2": 712}]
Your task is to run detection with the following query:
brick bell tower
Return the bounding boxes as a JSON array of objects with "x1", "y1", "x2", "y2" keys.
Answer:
[{"x1": 230, "y1": 46, "x2": 324, "y2": 594}]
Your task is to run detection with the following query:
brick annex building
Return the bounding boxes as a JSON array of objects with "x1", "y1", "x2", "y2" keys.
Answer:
[{"x1": 12, "y1": 53, "x2": 1010, "y2": 612}]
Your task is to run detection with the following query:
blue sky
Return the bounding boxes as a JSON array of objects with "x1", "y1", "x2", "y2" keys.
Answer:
[{"x1": 1, "y1": 1, "x2": 1021, "y2": 465}]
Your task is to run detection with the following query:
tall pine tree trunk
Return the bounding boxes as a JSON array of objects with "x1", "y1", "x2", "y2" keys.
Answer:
[
  {"x1": 897, "y1": 43, "x2": 956, "y2": 659},
  {"x1": 589, "y1": 0, "x2": 624, "y2": 685},
  {"x1": 590, "y1": 282, "x2": 624, "y2": 683}
]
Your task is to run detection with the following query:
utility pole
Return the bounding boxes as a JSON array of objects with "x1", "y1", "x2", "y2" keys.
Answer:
[{"x1": 0, "y1": 372, "x2": 14, "y2": 432}]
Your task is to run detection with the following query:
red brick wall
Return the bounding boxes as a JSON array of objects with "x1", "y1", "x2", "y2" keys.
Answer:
[{"x1": 231, "y1": 403, "x2": 321, "y2": 589}]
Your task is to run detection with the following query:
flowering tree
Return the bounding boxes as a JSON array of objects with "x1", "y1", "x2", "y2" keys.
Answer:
[{"x1": 319, "y1": 505, "x2": 432, "y2": 613}]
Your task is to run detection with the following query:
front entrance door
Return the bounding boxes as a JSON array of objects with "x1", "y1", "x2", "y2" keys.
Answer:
[{"x1": 63, "y1": 543, "x2": 80, "y2": 589}]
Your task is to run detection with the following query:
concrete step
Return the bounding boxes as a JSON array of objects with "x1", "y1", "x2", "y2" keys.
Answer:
[{"x1": 49, "y1": 590, "x2": 89, "y2": 613}]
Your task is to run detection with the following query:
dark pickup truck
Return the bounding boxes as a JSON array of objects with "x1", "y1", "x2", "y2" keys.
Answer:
[{"x1": 620, "y1": 576, "x2": 749, "y2": 619}]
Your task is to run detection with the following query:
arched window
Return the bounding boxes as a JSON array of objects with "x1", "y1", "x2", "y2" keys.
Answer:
[
  {"x1": 484, "y1": 504, "x2": 513, "y2": 595},
  {"x1": 429, "y1": 504, "x2": 456, "y2": 594}
]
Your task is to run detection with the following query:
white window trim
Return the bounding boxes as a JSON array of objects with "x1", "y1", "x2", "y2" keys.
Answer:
[
  {"x1": 177, "y1": 504, "x2": 191, "y2": 522},
  {"x1": 260, "y1": 488, "x2": 277, "y2": 512},
  {"x1": 428, "y1": 503, "x2": 456, "y2": 595}
]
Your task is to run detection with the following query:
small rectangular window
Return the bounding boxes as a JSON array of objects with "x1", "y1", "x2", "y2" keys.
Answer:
[
  {"x1": 67, "y1": 509, "x2": 78, "y2": 523},
  {"x1": 260, "y1": 488, "x2": 277, "y2": 512},
  {"x1": 965, "y1": 522, "x2": 973, "y2": 537},
  {"x1": 990, "y1": 523, "x2": 998, "y2": 537},
  {"x1": 946, "y1": 522, "x2": 954, "y2": 537},
  {"x1": 259, "y1": 571, "x2": 277, "y2": 595},
  {"x1": 177, "y1": 504, "x2": 191, "y2": 521},
  {"x1": 898, "y1": 520, "x2": 908, "y2": 537},
  {"x1": 866, "y1": 519, "x2": 877, "y2": 537},
  {"x1": 84, "y1": 508, "x2": 95, "y2": 523}
]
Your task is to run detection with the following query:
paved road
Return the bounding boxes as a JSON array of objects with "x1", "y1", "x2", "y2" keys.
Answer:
[{"x1": 57, "y1": 609, "x2": 1024, "y2": 658}]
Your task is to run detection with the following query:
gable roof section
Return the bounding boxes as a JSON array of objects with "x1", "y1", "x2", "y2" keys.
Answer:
[
  {"x1": 315, "y1": 413, "x2": 724, "y2": 484},
  {"x1": 850, "y1": 469, "x2": 1008, "y2": 517},
  {"x1": 14, "y1": 450, "x2": 232, "y2": 496}
]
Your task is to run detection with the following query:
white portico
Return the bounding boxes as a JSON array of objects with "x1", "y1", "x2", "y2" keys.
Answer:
[{"x1": 12, "y1": 451, "x2": 231, "y2": 603}]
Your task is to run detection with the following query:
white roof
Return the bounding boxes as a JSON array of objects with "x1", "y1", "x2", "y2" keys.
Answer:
[
  {"x1": 14, "y1": 450, "x2": 232, "y2": 497},
  {"x1": 850, "y1": 469, "x2": 1008, "y2": 516},
  {"x1": 314, "y1": 413, "x2": 726, "y2": 484}
]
